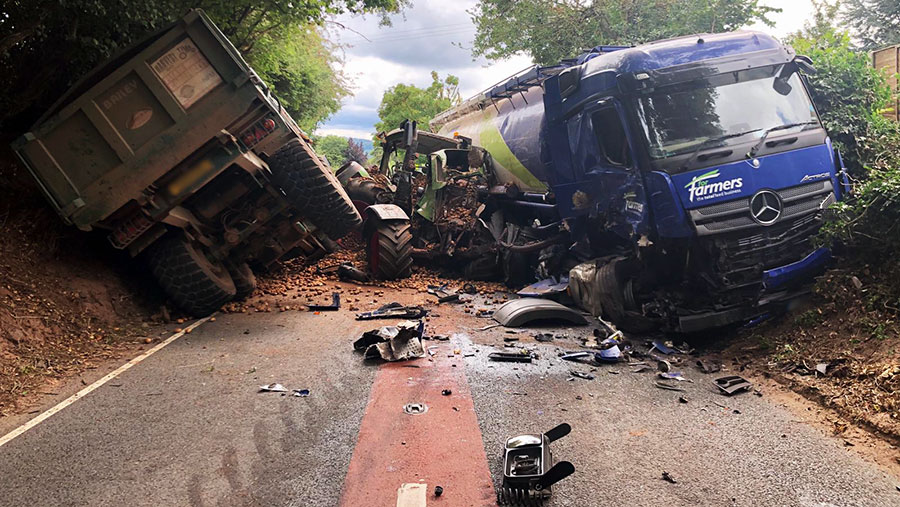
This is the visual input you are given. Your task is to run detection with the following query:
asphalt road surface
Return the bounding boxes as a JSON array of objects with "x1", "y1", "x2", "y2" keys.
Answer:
[{"x1": 1, "y1": 284, "x2": 898, "y2": 506}]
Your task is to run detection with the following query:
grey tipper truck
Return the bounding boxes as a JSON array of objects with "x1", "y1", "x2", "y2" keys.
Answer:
[{"x1": 11, "y1": 10, "x2": 362, "y2": 316}]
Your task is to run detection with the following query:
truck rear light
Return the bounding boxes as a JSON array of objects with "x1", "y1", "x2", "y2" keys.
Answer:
[
  {"x1": 109, "y1": 212, "x2": 153, "y2": 249},
  {"x1": 239, "y1": 115, "x2": 279, "y2": 149}
]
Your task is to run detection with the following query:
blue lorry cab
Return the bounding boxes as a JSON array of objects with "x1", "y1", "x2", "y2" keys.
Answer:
[{"x1": 433, "y1": 31, "x2": 846, "y2": 332}]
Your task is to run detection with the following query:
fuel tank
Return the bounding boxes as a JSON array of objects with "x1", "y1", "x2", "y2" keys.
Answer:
[{"x1": 435, "y1": 86, "x2": 549, "y2": 192}]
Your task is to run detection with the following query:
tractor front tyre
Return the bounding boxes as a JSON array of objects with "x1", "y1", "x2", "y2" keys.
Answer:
[
  {"x1": 145, "y1": 232, "x2": 236, "y2": 317},
  {"x1": 269, "y1": 138, "x2": 362, "y2": 240},
  {"x1": 367, "y1": 219, "x2": 413, "y2": 280}
]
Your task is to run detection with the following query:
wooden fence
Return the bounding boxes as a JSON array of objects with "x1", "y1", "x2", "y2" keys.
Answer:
[{"x1": 873, "y1": 45, "x2": 899, "y2": 121}]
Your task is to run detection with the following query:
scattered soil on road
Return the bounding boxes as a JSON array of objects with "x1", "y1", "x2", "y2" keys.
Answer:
[
  {"x1": 226, "y1": 235, "x2": 508, "y2": 315},
  {"x1": 0, "y1": 153, "x2": 162, "y2": 416},
  {"x1": 719, "y1": 267, "x2": 900, "y2": 444}
]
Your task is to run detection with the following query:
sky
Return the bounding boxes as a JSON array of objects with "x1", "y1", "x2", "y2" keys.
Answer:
[{"x1": 317, "y1": 0, "x2": 817, "y2": 139}]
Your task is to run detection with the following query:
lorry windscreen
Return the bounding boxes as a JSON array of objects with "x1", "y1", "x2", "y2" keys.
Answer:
[{"x1": 634, "y1": 68, "x2": 819, "y2": 167}]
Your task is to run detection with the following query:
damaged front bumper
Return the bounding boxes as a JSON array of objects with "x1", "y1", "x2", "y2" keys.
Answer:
[
  {"x1": 676, "y1": 247, "x2": 831, "y2": 333},
  {"x1": 762, "y1": 246, "x2": 831, "y2": 291}
]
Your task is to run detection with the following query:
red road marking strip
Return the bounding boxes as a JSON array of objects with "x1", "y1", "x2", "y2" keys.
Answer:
[{"x1": 340, "y1": 345, "x2": 495, "y2": 506}]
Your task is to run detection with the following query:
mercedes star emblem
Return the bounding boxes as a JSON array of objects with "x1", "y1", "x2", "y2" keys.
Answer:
[{"x1": 750, "y1": 190, "x2": 782, "y2": 225}]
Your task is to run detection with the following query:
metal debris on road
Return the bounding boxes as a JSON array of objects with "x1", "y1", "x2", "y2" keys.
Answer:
[
  {"x1": 427, "y1": 284, "x2": 460, "y2": 303},
  {"x1": 714, "y1": 375, "x2": 753, "y2": 395},
  {"x1": 489, "y1": 351, "x2": 533, "y2": 363},
  {"x1": 516, "y1": 276, "x2": 569, "y2": 298},
  {"x1": 649, "y1": 340, "x2": 676, "y2": 355},
  {"x1": 356, "y1": 302, "x2": 427, "y2": 320},
  {"x1": 662, "y1": 471, "x2": 677, "y2": 484},
  {"x1": 696, "y1": 359, "x2": 721, "y2": 374},
  {"x1": 597, "y1": 341, "x2": 621, "y2": 362},
  {"x1": 498, "y1": 423, "x2": 575, "y2": 506},
  {"x1": 307, "y1": 292, "x2": 340, "y2": 311},
  {"x1": 292, "y1": 389, "x2": 310, "y2": 397},
  {"x1": 259, "y1": 383, "x2": 288, "y2": 393},
  {"x1": 658, "y1": 372, "x2": 692, "y2": 382},
  {"x1": 353, "y1": 320, "x2": 425, "y2": 362},
  {"x1": 560, "y1": 351, "x2": 600, "y2": 365},
  {"x1": 569, "y1": 370, "x2": 595, "y2": 380},
  {"x1": 336, "y1": 263, "x2": 371, "y2": 283},
  {"x1": 654, "y1": 381, "x2": 686, "y2": 392},
  {"x1": 403, "y1": 403, "x2": 428, "y2": 415}
]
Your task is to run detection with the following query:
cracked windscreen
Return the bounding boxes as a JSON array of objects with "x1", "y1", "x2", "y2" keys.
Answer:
[{"x1": 635, "y1": 67, "x2": 820, "y2": 161}]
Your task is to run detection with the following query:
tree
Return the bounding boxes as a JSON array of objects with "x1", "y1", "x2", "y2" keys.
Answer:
[
  {"x1": 314, "y1": 135, "x2": 351, "y2": 167},
  {"x1": 344, "y1": 138, "x2": 369, "y2": 165},
  {"x1": 789, "y1": 2, "x2": 900, "y2": 264},
  {"x1": 246, "y1": 24, "x2": 350, "y2": 131},
  {"x1": 842, "y1": 0, "x2": 900, "y2": 50},
  {"x1": 0, "y1": 0, "x2": 405, "y2": 134},
  {"x1": 374, "y1": 72, "x2": 460, "y2": 133},
  {"x1": 469, "y1": 0, "x2": 781, "y2": 65},
  {"x1": 788, "y1": 3, "x2": 894, "y2": 175}
]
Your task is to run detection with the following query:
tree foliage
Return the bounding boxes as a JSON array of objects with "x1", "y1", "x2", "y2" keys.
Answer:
[
  {"x1": 313, "y1": 136, "x2": 369, "y2": 167},
  {"x1": 469, "y1": 0, "x2": 781, "y2": 65},
  {"x1": 374, "y1": 71, "x2": 460, "y2": 134},
  {"x1": 842, "y1": 0, "x2": 900, "y2": 50},
  {"x1": 787, "y1": 5, "x2": 894, "y2": 176},
  {"x1": 790, "y1": 4, "x2": 900, "y2": 283},
  {"x1": 344, "y1": 138, "x2": 369, "y2": 165},
  {"x1": 314, "y1": 135, "x2": 352, "y2": 167},
  {"x1": 247, "y1": 24, "x2": 350, "y2": 131},
  {"x1": 0, "y1": 0, "x2": 403, "y2": 134}
]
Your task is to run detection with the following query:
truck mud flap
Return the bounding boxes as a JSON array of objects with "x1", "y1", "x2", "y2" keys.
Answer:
[{"x1": 493, "y1": 299, "x2": 588, "y2": 327}]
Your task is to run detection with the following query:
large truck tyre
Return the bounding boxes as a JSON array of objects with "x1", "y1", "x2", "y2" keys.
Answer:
[
  {"x1": 597, "y1": 259, "x2": 628, "y2": 325},
  {"x1": 227, "y1": 262, "x2": 257, "y2": 300},
  {"x1": 146, "y1": 232, "x2": 236, "y2": 316},
  {"x1": 598, "y1": 257, "x2": 657, "y2": 333},
  {"x1": 367, "y1": 219, "x2": 413, "y2": 280},
  {"x1": 269, "y1": 138, "x2": 362, "y2": 240}
]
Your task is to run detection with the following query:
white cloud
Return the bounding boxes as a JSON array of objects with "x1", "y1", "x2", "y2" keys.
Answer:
[
  {"x1": 317, "y1": 127, "x2": 377, "y2": 139},
  {"x1": 317, "y1": 0, "x2": 819, "y2": 138},
  {"x1": 746, "y1": 0, "x2": 817, "y2": 38}
]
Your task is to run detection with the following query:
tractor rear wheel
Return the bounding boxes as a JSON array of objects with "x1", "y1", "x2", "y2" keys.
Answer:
[{"x1": 367, "y1": 219, "x2": 413, "y2": 280}]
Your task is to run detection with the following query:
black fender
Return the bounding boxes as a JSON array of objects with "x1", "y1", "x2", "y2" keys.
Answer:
[{"x1": 362, "y1": 204, "x2": 410, "y2": 239}]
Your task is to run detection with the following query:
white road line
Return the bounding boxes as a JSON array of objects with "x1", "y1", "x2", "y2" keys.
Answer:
[{"x1": 0, "y1": 315, "x2": 213, "y2": 449}]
